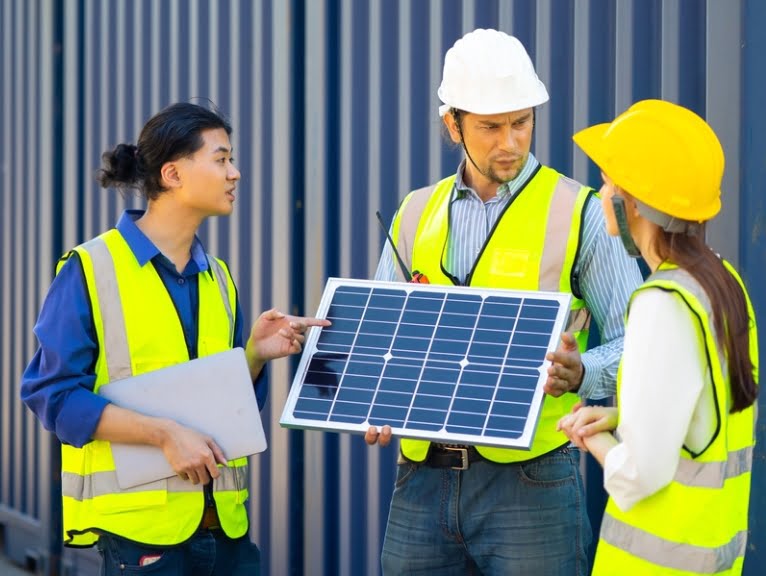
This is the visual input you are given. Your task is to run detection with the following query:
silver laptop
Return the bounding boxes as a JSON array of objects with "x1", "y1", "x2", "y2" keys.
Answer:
[{"x1": 99, "y1": 347, "x2": 267, "y2": 489}]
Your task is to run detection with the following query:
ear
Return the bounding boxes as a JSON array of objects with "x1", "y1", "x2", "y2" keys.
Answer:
[
  {"x1": 443, "y1": 113, "x2": 462, "y2": 144},
  {"x1": 620, "y1": 193, "x2": 643, "y2": 222},
  {"x1": 159, "y1": 161, "x2": 183, "y2": 190},
  {"x1": 626, "y1": 196, "x2": 642, "y2": 219}
]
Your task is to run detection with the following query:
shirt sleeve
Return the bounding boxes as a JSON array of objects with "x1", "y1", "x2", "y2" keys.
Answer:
[
  {"x1": 20, "y1": 253, "x2": 111, "y2": 448},
  {"x1": 576, "y1": 198, "x2": 644, "y2": 399},
  {"x1": 233, "y1": 303, "x2": 269, "y2": 411},
  {"x1": 602, "y1": 288, "x2": 708, "y2": 512},
  {"x1": 374, "y1": 221, "x2": 400, "y2": 282}
]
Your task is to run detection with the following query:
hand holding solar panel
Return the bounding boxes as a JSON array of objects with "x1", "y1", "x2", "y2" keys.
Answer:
[
  {"x1": 543, "y1": 332, "x2": 585, "y2": 397},
  {"x1": 280, "y1": 279, "x2": 572, "y2": 449}
]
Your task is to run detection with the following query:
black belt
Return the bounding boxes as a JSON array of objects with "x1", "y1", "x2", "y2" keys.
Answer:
[
  {"x1": 198, "y1": 506, "x2": 221, "y2": 531},
  {"x1": 423, "y1": 445, "x2": 483, "y2": 470}
]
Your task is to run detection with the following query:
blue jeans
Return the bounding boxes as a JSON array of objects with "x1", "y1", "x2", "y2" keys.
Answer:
[
  {"x1": 382, "y1": 446, "x2": 592, "y2": 576},
  {"x1": 96, "y1": 530, "x2": 260, "y2": 576}
]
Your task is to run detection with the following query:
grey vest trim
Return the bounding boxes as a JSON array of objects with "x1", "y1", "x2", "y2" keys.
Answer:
[
  {"x1": 395, "y1": 184, "x2": 437, "y2": 281},
  {"x1": 62, "y1": 465, "x2": 247, "y2": 501},
  {"x1": 566, "y1": 307, "x2": 591, "y2": 334},
  {"x1": 648, "y1": 268, "x2": 712, "y2": 310},
  {"x1": 539, "y1": 175, "x2": 580, "y2": 291},
  {"x1": 80, "y1": 238, "x2": 133, "y2": 382},
  {"x1": 600, "y1": 513, "x2": 747, "y2": 573},
  {"x1": 207, "y1": 257, "x2": 235, "y2": 345},
  {"x1": 674, "y1": 445, "x2": 752, "y2": 488}
]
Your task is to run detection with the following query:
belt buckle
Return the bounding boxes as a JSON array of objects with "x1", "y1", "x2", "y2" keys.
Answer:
[{"x1": 445, "y1": 446, "x2": 469, "y2": 470}]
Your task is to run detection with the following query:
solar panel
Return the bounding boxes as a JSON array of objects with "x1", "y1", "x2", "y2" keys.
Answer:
[{"x1": 280, "y1": 278, "x2": 572, "y2": 449}]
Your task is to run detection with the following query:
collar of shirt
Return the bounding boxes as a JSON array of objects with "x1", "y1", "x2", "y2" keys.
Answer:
[
  {"x1": 452, "y1": 153, "x2": 540, "y2": 202},
  {"x1": 116, "y1": 209, "x2": 211, "y2": 277}
]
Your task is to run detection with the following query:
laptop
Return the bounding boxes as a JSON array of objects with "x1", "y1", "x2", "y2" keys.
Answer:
[{"x1": 98, "y1": 347, "x2": 267, "y2": 489}]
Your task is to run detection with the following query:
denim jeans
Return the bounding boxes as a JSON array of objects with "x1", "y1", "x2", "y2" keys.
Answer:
[
  {"x1": 381, "y1": 446, "x2": 592, "y2": 576},
  {"x1": 96, "y1": 530, "x2": 260, "y2": 576}
]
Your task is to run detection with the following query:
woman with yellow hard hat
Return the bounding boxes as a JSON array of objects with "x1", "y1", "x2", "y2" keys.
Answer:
[{"x1": 557, "y1": 99, "x2": 758, "y2": 575}]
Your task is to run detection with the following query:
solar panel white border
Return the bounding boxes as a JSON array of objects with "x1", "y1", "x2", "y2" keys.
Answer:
[{"x1": 280, "y1": 278, "x2": 573, "y2": 449}]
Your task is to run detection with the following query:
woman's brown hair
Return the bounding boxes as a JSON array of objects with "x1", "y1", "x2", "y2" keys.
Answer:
[{"x1": 655, "y1": 231, "x2": 757, "y2": 413}]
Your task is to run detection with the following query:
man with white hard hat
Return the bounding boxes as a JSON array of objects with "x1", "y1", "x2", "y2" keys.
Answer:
[{"x1": 367, "y1": 28, "x2": 643, "y2": 574}]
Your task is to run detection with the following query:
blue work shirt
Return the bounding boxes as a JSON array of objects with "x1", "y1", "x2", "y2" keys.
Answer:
[{"x1": 21, "y1": 210, "x2": 268, "y2": 448}]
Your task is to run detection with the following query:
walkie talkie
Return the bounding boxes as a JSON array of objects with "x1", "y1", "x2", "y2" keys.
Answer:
[{"x1": 375, "y1": 211, "x2": 430, "y2": 284}]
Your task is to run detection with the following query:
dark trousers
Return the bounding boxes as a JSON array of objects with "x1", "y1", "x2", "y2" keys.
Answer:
[{"x1": 96, "y1": 530, "x2": 260, "y2": 576}]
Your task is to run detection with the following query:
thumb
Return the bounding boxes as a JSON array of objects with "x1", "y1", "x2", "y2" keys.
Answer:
[
  {"x1": 261, "y1": 308, "x2": 286, "y2": 321},
  {"x1": 560, "y1": 332, "x2": 578, "y2": 350}
]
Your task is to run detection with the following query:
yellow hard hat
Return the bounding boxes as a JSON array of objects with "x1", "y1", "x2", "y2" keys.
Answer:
[{"x1": 573, "y1": 99, "x2": 723, "y2": 222}]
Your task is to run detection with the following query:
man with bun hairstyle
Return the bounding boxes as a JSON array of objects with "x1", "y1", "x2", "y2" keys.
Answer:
[{"x1": 21, "y1": 102, "x2": 329, "y2": 575}]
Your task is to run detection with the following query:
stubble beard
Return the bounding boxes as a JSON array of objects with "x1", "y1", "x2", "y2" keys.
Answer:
[{"x1": 485, "y1": 157, "x2": 525, "y2": 185}]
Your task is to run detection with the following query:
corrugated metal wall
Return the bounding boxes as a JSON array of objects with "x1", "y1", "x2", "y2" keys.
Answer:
[
  {"x1": 0, "y1": 0, "x2": 61, "y2": 572},
  {"x1": 1, "y1": 1, "x2": 764, "y2": 575}
]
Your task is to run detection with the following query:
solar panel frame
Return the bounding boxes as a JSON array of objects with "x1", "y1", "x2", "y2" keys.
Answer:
[{"x1": 280, "y1": 278, "x2": 573, "y2": 449}]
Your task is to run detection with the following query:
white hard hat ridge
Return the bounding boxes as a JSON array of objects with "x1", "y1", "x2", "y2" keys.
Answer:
[{"x1": 437, "y1": 28, "x2": 549, "y2": 117}]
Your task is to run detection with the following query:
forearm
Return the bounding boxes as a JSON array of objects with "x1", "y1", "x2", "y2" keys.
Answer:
[
  {"x1": 245, "y1": 343, "x2": 266, "y2": 380},
  {"x1": 583, "y1": 431, "x2": 619, "y2": 466},
  {"x1": 92, "y1": 403, "x2": 175, "y2": 448},
  {"x1": 578, "y1": 340, "x2": 622, "y2": 400}
]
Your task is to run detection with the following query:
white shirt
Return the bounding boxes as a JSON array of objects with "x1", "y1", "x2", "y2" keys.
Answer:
[{"x1": 603, "y1": 287, "x2": 718, "y2": 512}]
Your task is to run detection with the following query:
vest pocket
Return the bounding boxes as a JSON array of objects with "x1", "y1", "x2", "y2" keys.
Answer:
[{"x1": 487, "y1": 249, "x2": 533, "y2": 280}]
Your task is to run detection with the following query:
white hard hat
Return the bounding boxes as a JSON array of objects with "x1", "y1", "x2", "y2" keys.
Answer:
[{"x1": 437, "y1": 29, "x2": 549, "y2": 117}]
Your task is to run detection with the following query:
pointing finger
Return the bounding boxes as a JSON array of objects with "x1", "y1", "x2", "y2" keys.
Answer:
[{"x1": 302, "y1": 317, "x2": 332, "y2": 328}]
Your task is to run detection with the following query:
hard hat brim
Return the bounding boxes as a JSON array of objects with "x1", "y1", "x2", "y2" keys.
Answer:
[
  {"x1": 572, "y1": 123, "x2": 610, "y2": 172},
  {"x1": 438, "y1": 93, "x2": 549, "y2": 117}
]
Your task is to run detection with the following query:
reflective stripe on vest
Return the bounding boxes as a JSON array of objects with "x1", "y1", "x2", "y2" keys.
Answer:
[
  {"x1": 60, "y1": 230, "x2": 249, "y2": 547},
  {"x1": 600, "y1": 515, "x2": 748, "y2": 574},
  {"x1": 392, "y1": 167, "x2": 593, "y2": 463},
  {"x1": 674, "y1": 444, "x2": 752, "y2": 488},
  {"x1": 593, "y1": 264, "x2": 757, "y2": 575},
  {"x1": 62, "y1": 465, "x2": 248, "y2": 500}
]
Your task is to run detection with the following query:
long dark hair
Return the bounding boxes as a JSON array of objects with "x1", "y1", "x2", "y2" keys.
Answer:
[
  {"x1": 96, "y1": 102, "x2": 232, "y2": 200},
  {"x1": 655, "y1": 231, "x2": 757, "y2": 413}
]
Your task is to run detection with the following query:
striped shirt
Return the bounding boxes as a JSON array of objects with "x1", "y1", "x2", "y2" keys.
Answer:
[{"x1": 374, "y1": 154, "x2": 643, "y2": 399}]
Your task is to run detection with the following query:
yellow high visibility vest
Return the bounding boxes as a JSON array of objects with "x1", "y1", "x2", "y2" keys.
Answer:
[
  {"x1": 592, "y1": 262, "x2": 758, "y2": 575},
  {"x1": 60, "y1": 229, "x2": 250, "y2": 547},
  {"x1": 392, "y1": 166, "x2": 593, "y2": 463}
]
